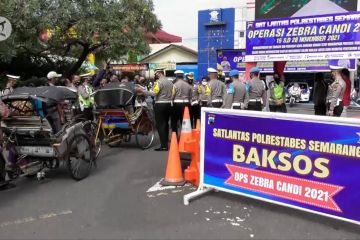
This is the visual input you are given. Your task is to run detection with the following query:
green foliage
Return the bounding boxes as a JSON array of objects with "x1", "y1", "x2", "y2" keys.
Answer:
[{"x1": 0, "y1": 0, "x2": 161, "y2": 77}]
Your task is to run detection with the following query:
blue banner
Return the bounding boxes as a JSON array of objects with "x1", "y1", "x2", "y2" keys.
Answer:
[
  {"x1": 203, "y1": 110, "x2": 360, "y2": 224},
  {"x1": 217, "y1": 49, "x2": 356, "y2": 72},
  {"x1": 246, "y1": 12, "x2": 360, "y2": 62}
]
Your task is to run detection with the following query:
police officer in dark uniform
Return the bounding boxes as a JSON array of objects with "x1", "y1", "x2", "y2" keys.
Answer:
[
  {"x1": 248, "y1": 67, "x2": 267, "y2": 111},
  {"x1": 327, "y1": 65, "x2": 346, "y2": 117},
  {"x1": 172, "y1": 70, "x2": 192, "y2": 133},
  {"x1": 152, "y1": 68, "x2": 174, "y2": 151},
  {"x1": 207, "y1": 68, "x2": 225, "y2": 108}
]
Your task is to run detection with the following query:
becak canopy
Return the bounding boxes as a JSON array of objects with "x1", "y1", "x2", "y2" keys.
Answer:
[{"x1": 93, "y1": 82, "x2": 135, "y2": 108}]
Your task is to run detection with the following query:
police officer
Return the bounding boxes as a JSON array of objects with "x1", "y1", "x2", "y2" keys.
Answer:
[
  {"x1": 326, "y1": 65, "x2": 346, "y2": 117},
  {"x1": 208, "y1": 68, "x2": 225, "y2": 108},
  {"x1": 247, "y1": 67, "x2": 266, "y2": 111},
  {"x1": 171, "y1": 70, "x2": 192, "y2": 132},
  {"x1": 197, "y1": 76, "x2": 211, "y2": 110},
  {"x1": 78, "y1": 73, "x2": 95, "y2": 121},
  {"x1": 268, "y1": 73, "x2": 287, "y2": 113},
  {"x1": 222, "y1": 73, "x2": 235, "y2": 109},
  {"x1": 191, "y1": 75, "x2": 201, "y2": 126},
  {"x1": 230, "y1": 70, "x2": 249, "y2": 110},
  {"x1": 152, "y1": 68, "x2": 173, "y2": 151},
  {"x1": 187, "y1": 72, "x2": 198, "y2": 128}
]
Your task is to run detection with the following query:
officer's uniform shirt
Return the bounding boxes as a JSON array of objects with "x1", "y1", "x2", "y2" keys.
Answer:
[
  {"x1": 326, "y1": 77, "x2": 346, "y2": 111},
  {"x1": 173, "y1": 79, "x2": 192, "y2": 102},
  {"x1": 232, "y1": 80, "x2": 249, "y2": 109},
  {"x1": 208, "y1": 78, "x2": 226, "y2": 103},
  {"x1": 152, "y1": 76, "x2": 173, "y2": 102},
  {"x1": 222, "y1": 82, "x2": 234, "y2": 109},
  {"x1": 248, "y1": 77, "x2": 266, "y2": 104}
]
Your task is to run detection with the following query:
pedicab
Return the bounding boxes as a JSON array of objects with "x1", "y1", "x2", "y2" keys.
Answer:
[
  {"x1": 1, "y1": 86, "x2": 95, "y2": 181},
  {"x1": 93, "y1": 82, "x2": 155, "y2": 149}
]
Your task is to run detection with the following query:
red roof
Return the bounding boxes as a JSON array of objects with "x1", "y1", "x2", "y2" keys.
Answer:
[{"x1": 146, "y1": 30, "x2": 182, "y2": 44}]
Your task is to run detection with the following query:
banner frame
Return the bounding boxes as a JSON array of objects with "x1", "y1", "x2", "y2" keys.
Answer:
[{"x1": 184, "y1": 108, "x2": 360, "y2": 226}]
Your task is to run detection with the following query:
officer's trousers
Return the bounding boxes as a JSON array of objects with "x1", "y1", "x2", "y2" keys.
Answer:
[
  {"x1": 314, "y1": 103, "x2": 327, "y2": 116},
  {"x1": 269, "y1": 103, "x2": 287, "y2": 113},
  {"x1": 247, "y1": 101, "x2": 262, "y2": 111},
  {"x1": 190, "y1": 104, "x2": 200, "y2": 128},
  {"x1": 211, "y1": 101, "x2": 223, "y2": 108},
  {"x1": 82, "y1": 107, "x2": 94, "y2": 121},
  {"x1": 327, "y1": 102, "x2": 344, "y2": 117},
  {"x1": 171, "y1": 103, "x2": 190, "y2": 132},
  {"x1": 155, "y1": 102, "x2": 172, "y2": 148}
]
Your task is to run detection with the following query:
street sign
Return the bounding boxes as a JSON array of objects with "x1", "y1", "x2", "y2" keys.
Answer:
[
  {"x1": 111, "y1": 64, "x2": 148, "y2": 72},
  {"x1": 185, "y1": 108, "x2": 360, "y2": 225},
  {"x1": 148, "y1": 63, "x2": 176, "y2": 70},
  {"x1": 217, "y1": 49, "x2": 356, "y2": 72},
  {"x1": 0, "y1": 17, "x2": 12, "y2": 41}
]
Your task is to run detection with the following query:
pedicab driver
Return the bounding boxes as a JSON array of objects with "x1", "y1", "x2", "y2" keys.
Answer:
[
  {"x1": 152, "y1": 68, "x2": 174, "y2": 151},
  {"x1": 247, "y1": 67, "x2": 267, "y2": 111},
  {"x1": 327, "y1": 65, "x2": 346, "y2": 117},
  {"x1": 207, "y1": 68, "x2": 225, "y2": 108}
]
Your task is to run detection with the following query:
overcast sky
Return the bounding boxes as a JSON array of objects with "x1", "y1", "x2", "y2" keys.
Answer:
[{"x1": 153, "y1": 0, "x2": 245, "y2": 48}]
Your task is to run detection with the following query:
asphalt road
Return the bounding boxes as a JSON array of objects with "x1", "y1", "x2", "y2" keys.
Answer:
[{"x1": 1, "y1": 107, "x2": 360, "y2": 239}]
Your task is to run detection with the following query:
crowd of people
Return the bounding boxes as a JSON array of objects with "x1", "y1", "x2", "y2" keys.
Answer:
[
  {"x1": 151, "y1": 65, "x2": 351, "y2": 151},
  {"x1": 0, "y1": 63, "x2": 352, "y2": 154}
]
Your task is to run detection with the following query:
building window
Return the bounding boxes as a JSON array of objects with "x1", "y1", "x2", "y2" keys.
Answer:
[{"x1": 239, "y1": 31, "x2": 245, "y2": 38}]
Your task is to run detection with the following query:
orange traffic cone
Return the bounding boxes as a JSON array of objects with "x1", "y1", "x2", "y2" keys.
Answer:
[
  {"x1": 161, "y1": 132, "x2": 186, "y2": 186},
  {"x1": 179, "y1": 106, "x2": 192, "y2": 153},
  {"x1": 195, "y1": 119, "x2": 201, "y2": 130},
  {"x1": 184, "y1": 129, "x2": 201, "y2": 186}
]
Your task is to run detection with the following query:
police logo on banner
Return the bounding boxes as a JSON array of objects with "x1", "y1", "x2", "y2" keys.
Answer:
[
  {"x1": 209, "y1": 10, "x2": 219, "y2": 22},
  {"x1": 208, "y1": 114, "x2": 216, "y2": 125},
  {"x1": 0, "y1": 17, "x2": 12, "y2": 41}
]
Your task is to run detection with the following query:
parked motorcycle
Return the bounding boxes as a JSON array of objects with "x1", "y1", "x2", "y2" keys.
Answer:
[{"x1": 288, "y1": 84, "x2": 302, "y2": 107}]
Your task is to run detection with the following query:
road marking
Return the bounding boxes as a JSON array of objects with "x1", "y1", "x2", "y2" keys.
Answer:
[
  {"x1": 156, "y1": 192, "x2": 168, "y2": 196},
  {"x1": 146, "y1": 179, "x2": 191, "y2": 193},
  {"x1": 147, "y1": 179, "x2": 176, "y2": 192},
  {"x1": 0, "y1": 210, "x2": 72, "y2": 228}
]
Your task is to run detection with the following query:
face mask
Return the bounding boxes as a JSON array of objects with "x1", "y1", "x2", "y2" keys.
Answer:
[
  {"x1": 188, "y1": 79, "x2": 193, "y2": 85},
  {"x1": 202, "y1": 81, "x2": 207, "y2": 86}
]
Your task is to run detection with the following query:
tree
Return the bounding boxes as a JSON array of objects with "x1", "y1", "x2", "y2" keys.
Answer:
[{"x1": 0, "y1": 0, "x2": 161, "y2": 78}]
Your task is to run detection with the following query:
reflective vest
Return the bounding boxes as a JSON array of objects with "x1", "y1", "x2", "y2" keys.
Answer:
[{"x1": 79, "y1": 85, "x2": 94, "y2": 109}]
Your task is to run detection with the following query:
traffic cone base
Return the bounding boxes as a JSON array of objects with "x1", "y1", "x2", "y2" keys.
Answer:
[
  {"x1": 160, "y1": 178, "x2": 186, "y2": 186},
  {"x1": 161, "y1": 132, "x2": 185, "y2": 186}
]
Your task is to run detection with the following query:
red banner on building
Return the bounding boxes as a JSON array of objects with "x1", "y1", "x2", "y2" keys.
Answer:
[
  {"x1": 225, "y1": 164, "x2": 343, "y2": 212},
  {"x1": 111, "y1": 64, "x2": 148, "y2": 72}
]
